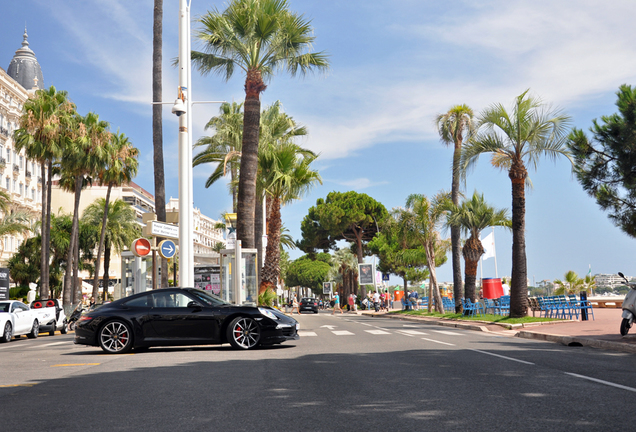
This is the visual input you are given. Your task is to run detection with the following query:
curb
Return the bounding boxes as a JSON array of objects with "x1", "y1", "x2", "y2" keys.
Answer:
[{"x1": 516, "y1": 331, "x2": 636, "y2": 354}]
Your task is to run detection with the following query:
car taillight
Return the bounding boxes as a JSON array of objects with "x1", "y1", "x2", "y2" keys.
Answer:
[{"x1": 78, "y1": 316, "x2": 93, "y2": 323}]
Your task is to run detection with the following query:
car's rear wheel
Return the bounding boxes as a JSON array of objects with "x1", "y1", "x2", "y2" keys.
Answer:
[
  {"x1": 1, "y1": 322, "x2": 12, "y2": 343},
  {"x1": 99, "y1": 320, "x2": 133, "y2": 354},
  {"x1": 227, "y1": 317, "x2": 260, "y2": 350},
  {"x1": 27, "y1": 320, "x2": 39, "y2": 339}
]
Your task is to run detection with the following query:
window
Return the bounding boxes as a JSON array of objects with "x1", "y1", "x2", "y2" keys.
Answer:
[
  {"x1": 31, "y1": 188, "x2": 35, "y2": 200},
  {"x1": 19, "y1": 183, "x2": 23, "y2": 196},
  {"x1": 6, "y1": 148, "x2": 10, "y2": 163},
  {"x1": 124, "y1": 294, "x2": 152, "y2": 308},
  {"x1": 151, "y1": 292, "x2": 192, "y2": 308},
  {"x1": 19, "y1": 156, "x2": 23, "y2": 169},
  {"x1": 5, "y1": 177, "x2": 9, "y2": 191}
]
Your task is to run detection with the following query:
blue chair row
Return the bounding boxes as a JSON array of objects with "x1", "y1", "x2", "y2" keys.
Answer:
[
  {"x1": 535, "y1": 295, "x2": 594, "y2": 320},
  {"x1": 462, "y1": 298, "x2": 484, "y2": 317}
]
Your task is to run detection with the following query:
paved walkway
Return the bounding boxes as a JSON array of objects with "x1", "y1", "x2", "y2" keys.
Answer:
[{"x1": 361, "y1": 306, "x2": 636, "y2": 354}]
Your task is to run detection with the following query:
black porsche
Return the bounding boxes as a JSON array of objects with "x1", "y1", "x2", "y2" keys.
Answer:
[{"x1": 74, "y1": 288, "x2": 299, "y2": 353}]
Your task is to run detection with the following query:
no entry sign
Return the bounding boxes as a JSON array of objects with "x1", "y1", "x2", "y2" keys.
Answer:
[{"x1": 132, "y1": 238, "x2": 152, "y2": 257}]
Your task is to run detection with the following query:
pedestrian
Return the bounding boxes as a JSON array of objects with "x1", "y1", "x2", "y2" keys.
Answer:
[
  {"x1": 352, "y1": 292, "x2": 358, "y2": 311},
  {"x1": 348, "y1": 293, "x2": 354, "y2": 312},
  {"x1": 332, "y1": 292, "x2": 343, "y2": 315},
  {"x1": 291, "y1": 294, "x2": 300, "y2": 315},
  {"x1": 372, "y1": 290, "x2": 380, "y2": 312}
]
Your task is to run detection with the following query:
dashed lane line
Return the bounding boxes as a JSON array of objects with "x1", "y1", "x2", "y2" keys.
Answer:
[
  {"x1": 29, "y1": 341, "x2": 70, "y2": 348},
  {"x1": 432, "y1": 330, "x2": 465, "y2": 336},
  {"x1": 469, "y1": 349, "x2": 535, "y2": 365},
  {"x1": 50, "y1": 363, "x2": 101, "y2": 367},
  {"x1": 421, "y1": 338, "x2": 455, "y2": 346},
  {"x1": 298, "y1": 331, "x2": 317, "y2": 337},
  {"x1": 398, "y1": 330, "x2": 429, "y2": 336},
  {"x1": 565, "y1": 372, "x2": 636, "y2": 393}
]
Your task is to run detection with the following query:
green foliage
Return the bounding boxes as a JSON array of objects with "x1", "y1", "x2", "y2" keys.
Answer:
[
  {"x1": 8, "y1": 237, "x2": 41, "y2": 287},
  {"x1": 9, "y1": 286, "x2": 30, "y2": 300},
  {"x1": 284, "y1": 254, "x2": 331, "y2": 292},
  {"x1": 568, "y1": 85, "x2": 636, "y2": 238},
  {"x1": 258, "y1": 289, "x2": 277, "y2": 307},
  {"x1": 554, "y1": 270, "x2": 585, "y2": 295},
  {"x1": 298, "y1": 191, "x2": 388, "y2": 260}
]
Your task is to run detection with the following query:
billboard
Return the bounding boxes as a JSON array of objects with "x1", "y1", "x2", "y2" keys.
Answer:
[
  {"x1": 0, "y1": 268, "x2": 9, "y2": 300},
  {"x1": 322, "y1": 281, "x2": 332, "y2": 294},
  {"x1": 358, "y1": 263, "x2": 375, "y2": 285}
]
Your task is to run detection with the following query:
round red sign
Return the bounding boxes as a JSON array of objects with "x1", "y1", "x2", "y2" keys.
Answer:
[{"x1": 132, "y1": 238, "x2": 152, "y2": 257}]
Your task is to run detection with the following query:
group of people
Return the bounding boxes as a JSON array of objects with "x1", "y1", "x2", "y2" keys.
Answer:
[{"x1": 286, "y1": 290, "x2": 394, "y2": 316}]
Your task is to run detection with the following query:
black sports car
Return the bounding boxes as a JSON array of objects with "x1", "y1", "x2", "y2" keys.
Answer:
[
  {"x1": 299, "y1": 297, "x2": 318, "y2": 314},
  {"x1": 74, "y1": 288, "x2": 299, "y2": 353}
]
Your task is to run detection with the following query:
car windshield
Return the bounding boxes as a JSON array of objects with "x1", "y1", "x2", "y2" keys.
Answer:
[
  {"x1": 0, "y1": 302, "x2": 9, "y2": 312},
  {"x1": 187, "y1": 289, "x2": 229, "y2": 307},
  {"x1": 301, "y1": 298, "x2": 314, "y2": 303}
]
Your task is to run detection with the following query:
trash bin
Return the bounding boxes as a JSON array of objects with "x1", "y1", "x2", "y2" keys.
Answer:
[
  {"x1": 580, "y1": 291, "x2": 588, "y2": 321},
  {"x1": 482, "y1": 278, "x2": 504, "y2": 299}
]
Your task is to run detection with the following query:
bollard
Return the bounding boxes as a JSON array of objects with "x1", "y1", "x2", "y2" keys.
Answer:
[{"x1": 580, "y1": 291, "x2": 588, "y2": 321}]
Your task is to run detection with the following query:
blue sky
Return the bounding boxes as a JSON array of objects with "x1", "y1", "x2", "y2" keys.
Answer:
[{"x1": 2, "y1": 0, "x2": 636, "y2": 285}]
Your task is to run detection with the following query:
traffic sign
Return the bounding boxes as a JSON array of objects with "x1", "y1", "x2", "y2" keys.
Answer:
[
  {"x1": 158, "y1": 239, "x2": 177, "y2": 259},
  {"x1": 132, "y1": 238, "x2": 151, "y2": 257},
  {"x1": 148, "y1": 221, "x2": 179, "y2": 239}
]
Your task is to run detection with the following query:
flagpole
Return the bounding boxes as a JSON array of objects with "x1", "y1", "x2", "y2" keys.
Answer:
[{"x1": 492, "y1": 227, "x2": 498, "y2": 278}]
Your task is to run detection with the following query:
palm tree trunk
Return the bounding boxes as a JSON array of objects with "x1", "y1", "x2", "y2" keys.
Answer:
[
  {"x1": 39, "y1": 163, "x2": 48, "y2": 299},
  {"x1": 426, "y1": 247, "x2": 444, "y2": 314},
  {"x1": 260, "y1": 196, "x2": 281, "y2": 294},
  {"x1": 451, "y1": 145, "x2": 463, "y2": 312},
  {"x1": 237, "y1": 70, "x2": 264, "y2": 249},
  {"x1": 63, "y1": 175, "x2": 82, "y2": 307},
  {"x1": 255, "y1": 192, "x2": 264, "y2": 290},
  {"x1": 92, "y1": 183, "x2": 112, "y2": 300},
  {"x1": 103, "y1": 245, "x2": 111, "y2": 301},
  {"x1": 509, "y1": 165, "x2": 528, "y2": 317},
  {"x1": 463, "y1": 236, "x2": 484, "y2": 302},
  {"x1": 153, "y1": 0, "x2": 168, "y2": 288}
]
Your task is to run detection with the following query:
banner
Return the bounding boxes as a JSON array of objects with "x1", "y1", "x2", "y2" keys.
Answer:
[
  {"x1": 358, "y1": 263, "x2": 375, "y2": 285},
  {"x1": 481, "y1": 232, "x2": 495, "y2": 260},
  {"x1": 0, "y1": 268, "x2": 9, "y2": 300}
]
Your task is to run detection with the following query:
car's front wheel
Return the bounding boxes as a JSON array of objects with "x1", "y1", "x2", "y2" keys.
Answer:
[
  {"x1": 1, "y1": 322, "x2": 12, "y2": 343},
  {"x1": 99, "y1": 320, "x2": 133, "y2": 354},
  {"x1": 227, "y1": 317, "x2": 260, "y2": 350},
  {"x1": 27, "y1": 320, "x2": 39, "y2": 339},
  {"x1": 60, "y1": 320, "x2": 68, "y2": 335}
]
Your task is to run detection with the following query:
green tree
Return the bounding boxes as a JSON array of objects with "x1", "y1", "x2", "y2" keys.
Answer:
[
  {"x1": 462, "y1": 90, "x2": 572, "y2": 317},
  {"x1": 192, "y1": 0, "x2": 329, "y2": 249},
  {"x1": 444, "y1": 191, "x2": 511, "y2": 302},
  {"x1": 193, "y1": 102, "x2": 244, "y2": 213},
  {"x1": 14, "y1": 85, "x2": 76, "y2": 299},
  {"x1": 82, "y1": 199, "x2": 140, "y2": 301},
  {"x1": 568, "y1": 85, "x2": 636, "y2": 238},
  {"x1": 326, "y1": 248, "x2": 359, "y2": 301},
  {"x1": 91, "y1": 131, "x2": 138, "y2": 299},
  {"x1": 60, "y1": 112, "x2": 110, "y2": 306},
  {"x1": 8, "y1": 237, "x2": 40, "y2": 289},
  {"x1": 553, "y1": 270, "x2": 584, "y2": 295},
  {"x1": 284, "y1": 253, "x2": 331, "y2": 293},
  {"x1": 368, "y1": 208, "x2": 429, "y2": 296},
  {"x1": 405, "y1": 192, "x2": 451, "y2": 313},
  {"x1": 437, "y1": 104, "x2": 475, "y2": 311},
  {"x1": 298, "y1": 191, "x2": 388, "y2": 264}
]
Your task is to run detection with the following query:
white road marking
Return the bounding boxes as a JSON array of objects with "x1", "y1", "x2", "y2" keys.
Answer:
[
  {"x1": 373, "y1": 327, "x2": 389, "y2": 331},
  {"x1": 33, "y1": 341, "x2": 70, "y2": 348},
  {"x1": 565, "y1": 372, "x2": 636, "y2": 393},
  {"x1": 332, "y1": 331, "x2": 355, "y2": 336},
  {"x1": 469, "y1": 349, "x2": 535, "y2": 365},
  {"x1": 421, "y1": 338, "x2": 455, "y2": 346},
  {"x1": 432, "y1": 330, "x2": 465, "y2": 336},
  {"x1": 298, "y1": 331, "x2": 317, "y2": 337},
  {"x1": 320, "y1": 325, "x2": 337, "y2": 330},
  {"x1": 398, "y1": 330, "x2": 429, "y2": 336},
  {"x1": 365, "y1": 330, "x2": 390, "y2": 335},
  {"x1": 358, "y1": 322, "x2": 373, "y2": 327},
  {"x1": 402, "y1": 324, "x2": 420, "y2": 328}
]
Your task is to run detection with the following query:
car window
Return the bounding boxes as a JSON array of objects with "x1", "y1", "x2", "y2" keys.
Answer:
[
  {"x1": 152, "y1": 292, "x2": 191, "y2": 308},
  {"x1": 11, "y1": 303, "x2": 27, "y2": 312},
  {"x1": 124, "y1": 294, "x2": 152, "y2": 308},
  {"x1": 0, "y1": 302, "x2": 9, "y2": 312},
  {"x1": 187, "y1": 289, "x2": 228, "y2": 307}
]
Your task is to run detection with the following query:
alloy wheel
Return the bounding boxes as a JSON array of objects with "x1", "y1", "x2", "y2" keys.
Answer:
[
  {"x1": 228, "y1": 317, "x2": 260, "y2": 350},
  {"x1": 99, "y1": 321, "x2": 132, "y2": 353}
]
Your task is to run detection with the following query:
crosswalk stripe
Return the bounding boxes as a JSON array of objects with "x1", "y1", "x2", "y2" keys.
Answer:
[
  {"x1": 432, "y1": 330, "x2": 464, "y2": 336},
  {"x1": 365, "y1": 330, "x2": 390, "y2": 335},
  {"x1": 422, "y1": 338, "x2": 455, "y2": 346},
  {"x1": 398, "y1": 330, "x2": 429, "y2": 336},
  {"x1": 332, "y1": 330, "x2": 355, "y2": 336},
  {"x1": 298, "y1": 331, "x2": 317, "y2": 337}
]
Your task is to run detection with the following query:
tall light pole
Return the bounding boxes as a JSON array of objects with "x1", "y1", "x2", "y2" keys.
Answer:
[{"x1": 177, "y1": 0, "x2": 194, "y2": 287}]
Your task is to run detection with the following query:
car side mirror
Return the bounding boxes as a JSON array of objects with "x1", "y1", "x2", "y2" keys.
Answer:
[{"x1": 187, "y1": 301, "x2": 202, "y2": 309}]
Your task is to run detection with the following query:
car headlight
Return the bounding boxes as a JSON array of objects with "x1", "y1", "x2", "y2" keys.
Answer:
[{"x1": 258, "y1": 307, "x2": 278, "y2": 320}]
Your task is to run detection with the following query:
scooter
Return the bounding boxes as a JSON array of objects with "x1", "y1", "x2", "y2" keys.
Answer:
[
  {"x1": 618, "y1": 272, "x2": 636, "y2": 336},
  {"x1": 67, "y1": 304, "x2": 86, "y2": 331}
]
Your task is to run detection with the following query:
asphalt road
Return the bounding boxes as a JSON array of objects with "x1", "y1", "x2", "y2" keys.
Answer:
[{"x1": 1, "y1": 311, "x2": 635, "y2": 431}]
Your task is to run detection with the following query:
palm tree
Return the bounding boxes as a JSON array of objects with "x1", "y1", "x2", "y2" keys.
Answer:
[
  {"x1": 328, "y1": 248, "x2": 359, "y2": 302},
  {"x1": 60, "y1": 112, "x2": 110, "y2": 306},
  {"x1": 462, "y1": 90, "x2": 572, "y2": 317},
  {"x1": 0, "y1": 190, "x2": 33, "y2": 261},
  {"x1": 83, "y1": 199, "x2": 140, "y2": 301},
  {"x1": 193, "y1": 102, "x2": 244, "y2": 213},
  {"x1": 554, "y1": 271, "x2": 584, "y2": 295},
  {"x1": 192, "y1": 0, "x2": 329, "y2": 249},
  {"x1": 152, "y1": 0, "x2": 168, "y2": 289},
  {"x1": 14, "y1": 85, "x2": 76, "y2": 299},
  {"x1": 445, "y1": 191, "x2": 511, "y2": 302},
  {"x1": 91, "y1": 131, "x2": 138, "y2": 300},
  {"x1": 258, "y1": 142, "x2": 321, "y2": 294},
  {"x1": 405, "y1": 192, "x2": 451, "y2": 314},
  {"x1": 436, "y1": 104, "x2": 475, "y2": 312}
]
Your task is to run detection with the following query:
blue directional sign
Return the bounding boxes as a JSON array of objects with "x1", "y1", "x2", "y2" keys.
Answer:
[{"x1": 158, "y1": 239, "x2": 176, "y2": 259}]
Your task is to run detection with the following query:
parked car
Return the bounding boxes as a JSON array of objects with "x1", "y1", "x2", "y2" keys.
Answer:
[
  {"x1": 299, "y1": 297, "x2": 319, "y2": 314},
  {"x1": 74, "y1": 288, "x2": 300, "y2": 354},
  {"x1": 30, "y1": 299, "x2": 68, "y2": 335},
  {"x1": 0, "y1": 300, "x2": 55, "y2": 342}
]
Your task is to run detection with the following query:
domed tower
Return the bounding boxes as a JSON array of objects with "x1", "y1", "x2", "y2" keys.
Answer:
[{"x1": 7, "y1": 27, "x2": 44, "y2": 91}]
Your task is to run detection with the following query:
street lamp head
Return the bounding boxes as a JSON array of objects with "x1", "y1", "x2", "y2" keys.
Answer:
[{"x1": 172, "y1": 98, "x2": 186, "y2": 117}]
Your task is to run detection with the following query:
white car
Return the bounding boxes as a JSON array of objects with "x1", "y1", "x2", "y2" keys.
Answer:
[
  {"x1": 0, "y1": 300, "x2": 56, "y2": 342},
  {"x1": 30, "y1": 299, "x2": 68, "y2": 335}
]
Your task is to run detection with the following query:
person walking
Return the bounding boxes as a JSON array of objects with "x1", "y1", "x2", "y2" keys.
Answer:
[
  {"x1": 347, "y1": 293, "x2": 354, "y2": 312},
  {"x1": 291, "y1": 294, "x2": 300, "y2": 315},
  {"x1": 332, "y1": 292, "x2": 343, "y2": 315},
  {"x1": 372, "y1": 290, "x2": 380, "y2": 312}
]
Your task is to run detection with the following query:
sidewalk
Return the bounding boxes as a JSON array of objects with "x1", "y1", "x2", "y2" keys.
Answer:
[{"x1": 362, "y1": 307, "x2": 636, "y2": 354}]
